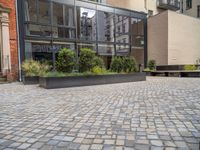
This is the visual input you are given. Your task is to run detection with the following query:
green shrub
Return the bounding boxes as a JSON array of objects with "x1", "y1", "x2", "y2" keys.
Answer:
[
  {"x1": 44, "y1": 71, "x2": 66, "y2": 77},
  {"x1": 56, "y1": 48, "x2": 76, "y2": 73},
  {"x1": 184, "y1": 65, "x2": 196, "y2": 71},
  {"x1": 92, "y1": 56, "x2": 105, "y2": 69},
  {"x1": 22, "y1": 59, "x2": 50, "y2": 76},
  {"x1": 122, "y1": 56, "x2": 138, "y2": 73},
  {"x1": 148, "y1": 59, "x2": 156, "y2": 70},
  {"x1": 79, "y1": 48, "x2": 96, "y2": 72},
  {"x1": 22, "y1": 59, "x2": 41, "y2": 76},
  {"x1": 143, "y1": 68, "x2": 151, "y2": 72},
  {"x1": 110, "y1": 57, "x2": 124, "y2": 73},
  {"x1": 39, "y1": 61, "x2": 51, "y2": 76},
  {"x1": 91, "y1": 66, "x2": 107, "y2": 75}
]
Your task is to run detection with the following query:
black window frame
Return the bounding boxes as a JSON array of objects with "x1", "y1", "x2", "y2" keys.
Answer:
[
  {"x1": 17, "y1": 0, "x2": 148, "y2": 71},
  {"x1": 198, "y1": 5, "x2": 200, "y2": 18},
  {"x1": 186, "y1": 0, "x2": 192, "y2": 10}
]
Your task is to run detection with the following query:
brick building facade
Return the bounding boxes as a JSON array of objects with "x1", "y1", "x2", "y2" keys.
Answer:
[{"x1": 0, "y1": 0, "x2": 18, "y2": 81}]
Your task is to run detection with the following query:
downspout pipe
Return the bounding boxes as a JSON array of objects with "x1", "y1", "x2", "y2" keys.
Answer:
[{"x1": 15, "y1": 0, "x2": 22, "y2": 81}]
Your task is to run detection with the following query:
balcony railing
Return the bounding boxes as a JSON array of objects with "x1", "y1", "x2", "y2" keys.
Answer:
[{"x1": 157, "y1": 0, "x2": 180, "y2": 11}]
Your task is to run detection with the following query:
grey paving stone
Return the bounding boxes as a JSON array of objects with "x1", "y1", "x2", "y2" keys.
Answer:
[
  {"x1": 47, "y1": 140, "x2": 59, "y2": 146},
  {"x1": 68, "y1": 142, "x2": 80, "y2": 149},
  {"x1": 0, "y1": 77, "x2": 200, "y2": 149},
  {"x1": 90, "y1": 144, "x2": 103, "y2": 150},
  {"x1": 57, "y1": 141, "x2": 70, "y2": 147},
  {"x1": 18, "y1": 143, "x2": 31, "y2": 149},
  {"x1": 135, "y1": 144, "x2": 149, "y2": 150},
  {"x1": 151, "y1": 140, "x2": 163, "y2": 147},
  {"x1": 31, "y1": 142, "x2": 44, "y2": 148},
  {"x1": 79, "y1": 144, "x2": 90, "y2": 150}
]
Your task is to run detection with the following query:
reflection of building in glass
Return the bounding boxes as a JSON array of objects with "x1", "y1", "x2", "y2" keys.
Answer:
[
  {"x1": 17, "y1": 0, "x2": 147, "y2": 70},
  {"x1": 78, "y1": 8, "x2": 96, "y2": 41}
]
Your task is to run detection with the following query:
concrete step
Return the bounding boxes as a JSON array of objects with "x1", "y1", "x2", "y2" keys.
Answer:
[{"x1": 0, "y1": 72, "x2": 7, "y2": 83}]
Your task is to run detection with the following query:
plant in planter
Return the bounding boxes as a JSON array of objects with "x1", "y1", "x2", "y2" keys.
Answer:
[
  {"x1": 122, "y1": 56, "x2": 138, "y2": 73},
  {"x1": 184, "y1": 65, "x2": 196, "y2": 71},
  {"x1": 79, "y1": 48, "x2": 96, "y2": 72},
  {"x1": 91, "y1": 66, "x2": 107, "y2": 75},
  {"x1": 110, "y1": 56, "x2": 138, "y2": 73},
  {"x1": 92, "y1": 56, "x2": 105, "y2": 69},
  {"x1": 22, "y1": 59, "x2": 50, "y2": 84},
  {"x1": 148, "y1": 59, "x2": 156, "y2": 71},
  {"x1": 56, "y1": 48, "x2": 76, "y2": 73},
  {"x1": 22, "y1": 59, "x2": 41, "y2": 76},
  {"x1": 110, "y1": 57, "x2": 124, "y2": 73}
]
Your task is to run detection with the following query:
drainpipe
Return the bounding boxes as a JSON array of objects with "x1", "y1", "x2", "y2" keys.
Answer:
[{"x1": 15, "y1": 0, "x2": 22, "y2": 81}]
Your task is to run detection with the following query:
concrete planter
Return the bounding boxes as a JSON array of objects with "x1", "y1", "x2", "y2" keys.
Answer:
[
  {"x1": 39, "y1": 73, "x2": 146, "y2": 89},
  {"x1": 23, "y1": 76, "x2": 39, "y2": 85},
  {"x1": 180, "y1": 72, "x2": 200, "y2": 77}
]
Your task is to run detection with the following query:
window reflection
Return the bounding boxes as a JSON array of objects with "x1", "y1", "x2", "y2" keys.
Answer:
[
  {"x1": 98, "y1": 44, "x2": 115, "y2": 56},
  {"x1": 25, "y1": 24, "x2": 52, "y2": 37},
  {"x1": 115, "y1": 14, "x2": 129, "y2": 44},
  {"x1": 53, "y1": 3, "x2": 64, "y2": 25},
  {"x1": 38, "y1": 0, "x2": 50, "y2": 24},
  {"x1": 25, "y1": 42, "x2": 53, "y2": 62},
  {"x1": 77, "y1": 43, "x2": 97, "y2": 54},
  {"x1": 116, "y1": 45, "x2": 130, "y2": 56},
  {"x1": 97, "y1": 11, "x2": 115, "y2": 42},
  {"x1": 77, "y1": 7, "x2": 97, "y2": 41},
  {"x1": 23, "y1": 0, "x2": 146, "y2": 65},
  {"x1": 25, "y1": 0, "x2": 37, "y2": 22}
]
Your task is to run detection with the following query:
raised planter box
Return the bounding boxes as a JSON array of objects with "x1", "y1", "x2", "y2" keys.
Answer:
[
  {"x1": 39, "y1": 73, "x2": 146, "y2": 89},
  {"x1": 151, "y1": 71, "x2": 200, "y2": 77},
  {"x1": 23, "y1": 76, "x2": 39, "y2": 85},
  {"x1": 180, "y1": 72, "x2": 200, "y2": 77}
]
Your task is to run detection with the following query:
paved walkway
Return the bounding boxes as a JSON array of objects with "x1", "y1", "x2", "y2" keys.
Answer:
[{"x1": 0, "y1": 77, "x2": 200, "y2": 150}]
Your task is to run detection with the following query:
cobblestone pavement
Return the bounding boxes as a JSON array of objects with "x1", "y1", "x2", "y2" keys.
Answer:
[{"x1": 0, "y1": 77, "x2": 200, "y2": 150}]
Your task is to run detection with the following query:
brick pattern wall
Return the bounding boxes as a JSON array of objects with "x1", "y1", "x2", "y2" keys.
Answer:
[{"x1": 0, "y1": 0, "x2": 18, "y2": 81}]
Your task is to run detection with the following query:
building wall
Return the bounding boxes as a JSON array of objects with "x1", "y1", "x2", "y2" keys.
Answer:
[
  {"x1": 0, "y1": 0, "x2": 18, "y2": 81},
  {"x1": 106, "y1": 0, "x2": 162, "y2": 15},
  {"x1": 182, "y1": 0, "x2": 200, "y2": 18},
  {"x1": 168, "y1": 10, "x2": 200, "y2": 65},
  {"x1": 147, "y1": 11, "x2": 168, "y2": 65}
]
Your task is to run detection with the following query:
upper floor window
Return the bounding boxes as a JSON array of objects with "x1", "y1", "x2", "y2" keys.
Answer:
[
  {"x1": 148, "y1": 10, "x2": 153, "y2": 17},
  {"x1": 25, "y1": 0, "x2": 50, "y2": 24},
  {"x1": 198, "y1": 5, "x2": 200, "y2": 18},
  {"x1": 186, "y1": 0, "x2": 192, "y2": 10}
]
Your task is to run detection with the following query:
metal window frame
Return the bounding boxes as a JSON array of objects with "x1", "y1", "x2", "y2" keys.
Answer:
[{"x1": 17, "y1": 0, "x2": 148, "y2": 72}]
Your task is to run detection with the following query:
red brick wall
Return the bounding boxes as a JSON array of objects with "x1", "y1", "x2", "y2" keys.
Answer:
[{"x1": 0, "y1": 0, "x2": 18, "y2": 81}]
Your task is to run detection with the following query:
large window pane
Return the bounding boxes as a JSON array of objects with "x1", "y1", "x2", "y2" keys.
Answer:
[
  {"x1": 53, "y1": 3, "x2": 64, "y2": 25},
  {"x1": 52, "y1": 3, "x2": 75, "y2": 39},
  {"x1": 97, "y1": 11, "x2": 114, "y2": 42},
  {"x1": 98, "y1": 44, "x2": 115, "y2": 56},
  {"x1": 52, "y1": 27, "x2": 75, "y2": 39},
  {"x1": 115, "y1": 14, "x2": 130, "y2": 44},
  {"x1": 24, "y1": 0, "x2": 37, "y2": 22},
  {"x1": 65, "y1": 5, "x2": 75, "y2": 27},
  {"x1": 77, "y1": 7, "x2": 97, "y2": 41},
  {"x1": 131, "y1": 18, "x2": 144, "y2": 48},
  {"x1": 25, "y1": 42, "x2": 53, "y2": 63},
  {"x1": 53, "y1": 3, "x2": 75, "y2": 26},
  {"x1": 38, "y1": 0, "x2": 50, "y2": 24},
  {"x1": 25, "y1": 24, "x2": 52, "y2": 37},
  {"x1": 77, "y1": 43, "x2": 97, "y2": 53},
  {"x1": 116, "y1": 45, "x2": 129, "y2": 56}
]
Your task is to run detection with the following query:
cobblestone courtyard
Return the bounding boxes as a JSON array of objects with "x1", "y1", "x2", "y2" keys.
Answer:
[{"x1": 0, "y1": 77, "x2": 200, "y2": 150}]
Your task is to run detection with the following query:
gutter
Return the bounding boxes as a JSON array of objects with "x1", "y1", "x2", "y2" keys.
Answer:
[{"x1": 15, "y1": 0, "x2": 22, "y2": 81}]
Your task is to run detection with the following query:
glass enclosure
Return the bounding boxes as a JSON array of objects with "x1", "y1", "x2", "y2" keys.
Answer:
[{"x1": 19, "y1": 0, "x2": 147, "y2": 68}]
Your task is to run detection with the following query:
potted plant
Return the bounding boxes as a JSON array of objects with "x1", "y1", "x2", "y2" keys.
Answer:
[
  {"x1": 22, "y1": 59, "x2": 50, "y2": 84},
  {"x1": 39, "y1": 48, "x2": 146, "y2": 89}
]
